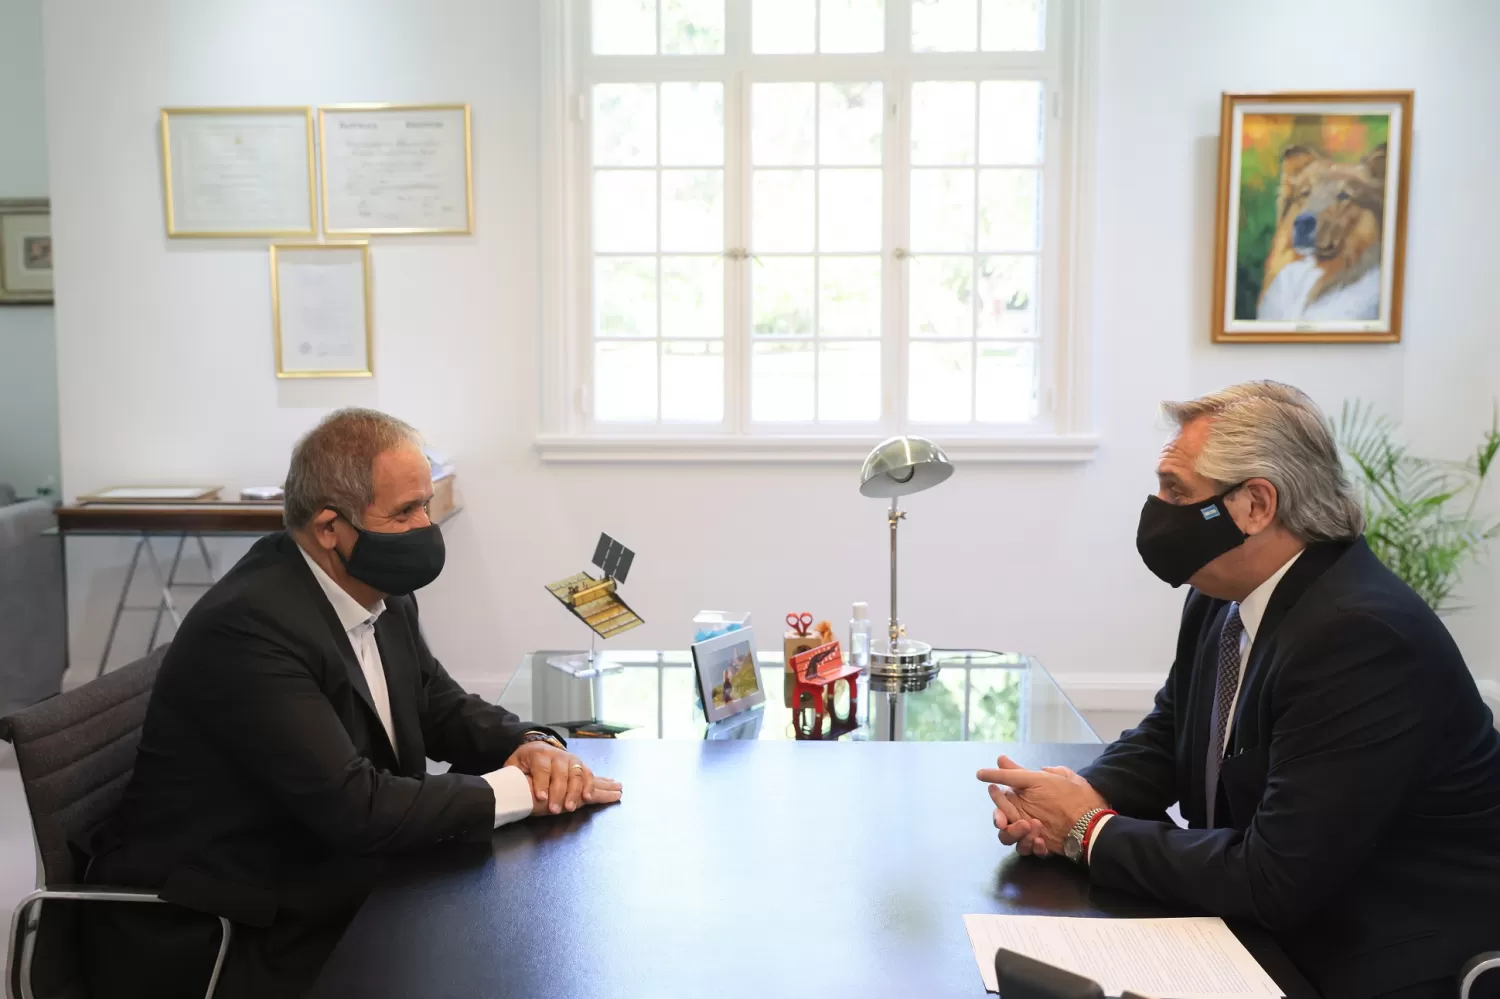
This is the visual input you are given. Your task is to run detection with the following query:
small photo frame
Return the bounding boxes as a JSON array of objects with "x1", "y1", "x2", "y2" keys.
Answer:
[
  {"x1": 0, "y1": 199, "x2": 52, "y2": 305},
  {"x1": 692, "y1": 627, "x2": 766, "y2": 724},
  {"x1": 270, "y1": 241, "x2": 374, "y2": 378}
]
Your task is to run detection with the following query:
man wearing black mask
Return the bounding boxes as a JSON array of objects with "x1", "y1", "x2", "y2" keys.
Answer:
[
  {"x1": 977, "y1": 382, "x2": 1500, "y2": 999},
  {"x1": 84, "y1": 408, "x2": 622, "y2": 998}
]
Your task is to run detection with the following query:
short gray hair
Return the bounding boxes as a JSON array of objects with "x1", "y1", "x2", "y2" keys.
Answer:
[
  {"x1": 283, "y1": 408, "x2": 421, "y2": 529},
  {"x1": 1163, "y1": 380, "x2": 1364, "y2": 542}
]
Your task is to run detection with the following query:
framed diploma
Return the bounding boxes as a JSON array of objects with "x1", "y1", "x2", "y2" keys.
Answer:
[
  {"x1": 318, "y1": 104, "x2": 474, "y2": 235},
  {"x1": 161, "y1": 107, "x2": 316, "y2": 238},
  {"x1": 270, "y1": 242, "x2": 373, "y2": 378},
  {"x1": 0, "y1": 199, "x2": 52, "y2": 305}
]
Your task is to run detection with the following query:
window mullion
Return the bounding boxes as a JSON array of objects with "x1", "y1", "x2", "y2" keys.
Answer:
[{"x1": 889, "y1": 72, "x2": 911, "y2": 433}]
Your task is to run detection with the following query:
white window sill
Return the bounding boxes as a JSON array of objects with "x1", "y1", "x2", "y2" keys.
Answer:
[{"x1": 533, "y1": 433, "x2": 1100, "y2": 465}]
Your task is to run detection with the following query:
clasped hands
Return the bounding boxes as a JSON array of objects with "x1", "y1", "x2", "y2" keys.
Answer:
[
  {"x1": 504, "y1": 741, "x2": 623, "y2": 817},
  {"x1": 976, "y1": 755, "x2": 1109, "y2": 857}
]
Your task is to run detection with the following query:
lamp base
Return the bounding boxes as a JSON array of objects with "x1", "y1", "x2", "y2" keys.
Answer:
[{"x1": 867, "y1": 637, "x2": 939, "y2": 693}]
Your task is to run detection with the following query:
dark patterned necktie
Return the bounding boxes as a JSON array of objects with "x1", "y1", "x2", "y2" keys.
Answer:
[{"x1": 1204, "y1": 603, "x2": 1244, "y2": 829}]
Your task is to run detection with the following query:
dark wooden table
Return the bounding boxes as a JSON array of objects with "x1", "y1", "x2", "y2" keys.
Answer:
[{"x1": 310, "y1": 741, "x2": 1317, "y2": 999}]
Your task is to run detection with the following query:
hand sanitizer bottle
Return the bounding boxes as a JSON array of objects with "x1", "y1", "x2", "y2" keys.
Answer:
[{"x1": 849, "y1": 602, "x2": 872, "y2": 671}]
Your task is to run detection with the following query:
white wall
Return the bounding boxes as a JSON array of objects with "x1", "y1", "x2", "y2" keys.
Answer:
[
  {"x1": 0, "y1": 0, "x2": 59, "y2": 498},
  {"x1": 44, "y1": 0, "x2": 1500, "y2": 704}
]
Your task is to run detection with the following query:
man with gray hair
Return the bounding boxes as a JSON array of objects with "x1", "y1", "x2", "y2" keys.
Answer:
[
  {"x1": 84, "y1": 408, "x2": 621, "y2": 998},
  {"x1": 979, "y1": 381, "x2": 1500, "y2": 998}
]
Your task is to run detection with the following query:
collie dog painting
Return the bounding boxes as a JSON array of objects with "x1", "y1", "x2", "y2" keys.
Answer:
[{"x1": 1212, "y1": 92, "x2": 1412, "y2": 343}]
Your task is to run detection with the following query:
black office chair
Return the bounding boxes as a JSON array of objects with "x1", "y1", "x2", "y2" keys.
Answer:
[{"x1": 2, "y1": 646, "x2": 231, "y2": 999}]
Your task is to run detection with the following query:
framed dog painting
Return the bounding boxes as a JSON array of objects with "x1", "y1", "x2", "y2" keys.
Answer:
[{"x1": 1211, "y1": 91, "x2": 1413, "y2": 343}]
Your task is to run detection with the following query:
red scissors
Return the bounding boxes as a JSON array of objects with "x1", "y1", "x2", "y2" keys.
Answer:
[{"x1": 785, "y1": 612, "x2": 813, "y2": 637}]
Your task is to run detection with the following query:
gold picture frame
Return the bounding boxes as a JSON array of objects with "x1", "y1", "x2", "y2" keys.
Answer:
[
  {"x1": 1211, "y1": 91, "x2": 1413, "y2": 343},
  {"x1": 318, "y1": 103, "x2": 474, "y2": 236},
  {"x1": 160, "y1": 106, "x2": 317, "y2": 238},
  {"x1": 0, "y1": 199, "x2": 52, "y2": 305},
  {"x1": 270, "y1": 241, "x2": 374, "y2": 378}
]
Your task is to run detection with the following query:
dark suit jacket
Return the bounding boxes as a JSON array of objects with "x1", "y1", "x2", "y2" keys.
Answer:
[
  {"x1": 84, "y1": 532, "x2": 548, "y2": 997},
  {"x1": 1081, "y1": 538, "x2": 1500, "y2": 999}
]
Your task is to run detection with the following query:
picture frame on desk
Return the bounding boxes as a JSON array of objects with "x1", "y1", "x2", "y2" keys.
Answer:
[
  {"x1": 0, "y1": 199, "x2": 52, "y2": 305},
  {"x1": 159, "y1": 106, "x2": 317, "y2": 238},
  {"x1": 691, "y1": 627, "x2": 766, "y2": 724},
  {"x1": 271, "y1": 241, "x2": 374, "y2": 378}
]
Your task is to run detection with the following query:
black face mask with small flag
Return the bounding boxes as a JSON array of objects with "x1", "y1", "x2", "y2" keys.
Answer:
[{"x1": 1135, "y1": 484, "x2": 1248, "y2": 587}]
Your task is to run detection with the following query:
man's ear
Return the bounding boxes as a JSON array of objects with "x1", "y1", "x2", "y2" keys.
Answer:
[
  {"x1": 1239, "y1": 478, "x2": 1279, "y2": 535},
  {"x1": 309, "y1": 508, "x2": 340, "y2": 550}
]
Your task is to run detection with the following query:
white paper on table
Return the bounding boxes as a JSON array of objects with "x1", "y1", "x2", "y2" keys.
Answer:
[{"x1": 963, "y1": 914, "x2": 1285, "y2": 999}]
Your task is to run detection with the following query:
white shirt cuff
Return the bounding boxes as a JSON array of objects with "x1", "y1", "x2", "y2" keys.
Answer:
[
  {"x1": 481, "y1": 765, "x2": 534, "y2": 828},
  {"x1": 1085, "y1": 813, "x2": 1113, "y2": 864}
]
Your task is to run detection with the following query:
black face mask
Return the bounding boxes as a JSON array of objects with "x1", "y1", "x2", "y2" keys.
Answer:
[
  {"x1": 1135, "y1": 485, "x2": 1248, "y2": 588},
  {"x1": 333, "y1": 512, "x2": 446, "y2": 596}
]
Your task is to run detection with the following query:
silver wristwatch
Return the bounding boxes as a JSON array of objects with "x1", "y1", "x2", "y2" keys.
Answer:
[{"x1": 1063, "y1": 807, "x2": 1108, "y2": 864}]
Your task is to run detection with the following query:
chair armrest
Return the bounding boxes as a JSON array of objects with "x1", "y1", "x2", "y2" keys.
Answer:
[
  {"x1": 1463, "y1": 953, "x2": 1500, "y2": 999},
  {"x1": 16, "y1": 887, "x2": 168, "y2": 904}
]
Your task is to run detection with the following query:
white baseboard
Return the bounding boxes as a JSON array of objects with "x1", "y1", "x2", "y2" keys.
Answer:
[{"x1": 1050, "y1": 672, "x2": 1162, "y2": 712}]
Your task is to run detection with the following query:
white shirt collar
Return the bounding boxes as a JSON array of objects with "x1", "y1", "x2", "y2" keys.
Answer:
[
  {"x1": 1237, "y1": 549, "x2": 1303, "y2": 642},
  {"x1": 297, "y1": 544, "x2": 384, "y2": 633}
]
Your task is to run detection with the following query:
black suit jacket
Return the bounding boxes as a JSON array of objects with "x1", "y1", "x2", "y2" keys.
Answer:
[
  {"x1": 1081, "y1": 539, "x2": 1500, "y2": 998},
  {"x1": 85, "y1": 532, "x2": 547, "y2": 997}
]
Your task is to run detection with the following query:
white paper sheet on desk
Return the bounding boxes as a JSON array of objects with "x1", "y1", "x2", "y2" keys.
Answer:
[{"x1": 963, "y1": 914, "x2": 1285, "y2": 998}]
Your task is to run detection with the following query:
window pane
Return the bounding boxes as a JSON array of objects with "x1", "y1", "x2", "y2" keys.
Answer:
[
  {"x1": 978, "y1": 168, "x2": 1040, "y2": 251},
  {"x1": 976, "y1": 255, "x2": 1037, "y2": 337},
  {"x1": 594, "y1": 171, "x2": 657, "y2": 252},
  {"x1": 975, "y1": 341, "x2": 1037, "y2": 422},
  {"x1": 752, "y1": 257, "x2": 814, "y2": 336},
  {"x1": 661, "y1": 83, "x2": 724, "y2": 166},
  {"x1": 752, "y1": 0, "x2": 815, "y2": 52},
  {"x1": 912, "y1": 0, "x2": 978, "y2": 51},
  {"x1": 752, "y1": 170, "x2": 815, "y2": 252},
  {"x1": 910, "y1": 168, "x2": 975, "y2": 252},
  {"x1": 593, "y1": 0, "x2": 656, "y2": 54},
  {"x1": 661, "y1": 0, "x2": 725, "y2": 54},
  {"x1": 752, "y1": 84, "x2": 815, "y2": 165},
  {"x1": 661, "y1": 169, "x2": 723, "y2": 251},
  {"x1": 662, "y1": 256, "x2": 723, "y2": 338},
  {"x1": 595, "y1": 341, "x2": 658, "y2": 422},
  {"x1": 979, "y1": 81, "x2": 1043, "y2": 165},
  {"x1": 981, "y1": 0, "x2": 1044, "y2": 51},
  {"x1": 596, "y1": 257, "x2": 657, "y2": 337},
  {"x1": 819, "y1": 256, "x2": 881, "y2": 337},
  {"x1": 752, "y1": 342, "x2": 815, "y2": 421},
  {"x1": 593, "y1": 85, "x2": 655, "y2": 167},
  {"x1": 911, "y1": 82, "x2": 976, "y2": 165},
  {"x1": 819, "y1": 169, "x2": 882, "y2": 251},
  {"x1": 662, "y1": 341, "x2": 724, "y2": 421},
  {"x1": 821, "y1": 0, "x2": 885, "y2": 53},
  {"x1": 819, "y1": 341, "x2": 881, "y2": 421},
  {"x1": 909, "y1": 341, "x2": 973, "y2": 422},
  {"x1": 819, "y1": 83, "x2": 883, "y2": 166},
  {"x1": 909, "y1": 255, "x2": 972, "y2": 338}
]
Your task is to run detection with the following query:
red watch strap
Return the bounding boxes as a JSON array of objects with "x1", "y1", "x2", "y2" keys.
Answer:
[{"x1": 1082, "y1": 809, "x2": 1117, "y2": 855}]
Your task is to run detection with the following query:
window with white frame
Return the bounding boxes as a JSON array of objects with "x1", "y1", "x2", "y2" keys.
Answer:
[{"x1": 549, "y1": 0, "x2": 1086, "y2": 448}]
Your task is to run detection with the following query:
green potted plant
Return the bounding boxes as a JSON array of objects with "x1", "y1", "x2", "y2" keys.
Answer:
[{"x1": 1336, "y1": 402, "x2": 1500, "y2": 614}]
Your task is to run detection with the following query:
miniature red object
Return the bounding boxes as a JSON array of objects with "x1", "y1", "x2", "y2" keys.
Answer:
[{"x1": 788, "y1": 641, "x2": 860, "y2": 739}]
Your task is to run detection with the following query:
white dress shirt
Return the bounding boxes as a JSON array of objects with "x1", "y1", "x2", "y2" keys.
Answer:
[
  {"x1": 297, "y1": 546, "x2": 533, "y2": 828},
  {"x1": 1088, "y1": 549, "x2": 1305, "y2": 861}
]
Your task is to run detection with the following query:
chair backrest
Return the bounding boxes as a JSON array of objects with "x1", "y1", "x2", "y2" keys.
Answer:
[{"x1": 1, "y1": 647, "x2": 166, "y2": 885}]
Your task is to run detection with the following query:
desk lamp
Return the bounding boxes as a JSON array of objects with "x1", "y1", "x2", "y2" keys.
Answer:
[{"x1": 859, "y1": 435, "x2": 952, "y2": 694}]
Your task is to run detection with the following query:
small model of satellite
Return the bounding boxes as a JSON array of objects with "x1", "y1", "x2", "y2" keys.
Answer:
[{"x1": 544, "y1": 533, "x2": 643, "y2": 675}]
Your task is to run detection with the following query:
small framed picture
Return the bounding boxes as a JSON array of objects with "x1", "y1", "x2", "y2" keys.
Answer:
[
  {"x1": 0, "y1": 199, "x2": 53, "y2": 305},
  {"x1": 1212, "y1": 91, "x2": 1413, "y2": 343},
  {"x1": 691, "y1": 627, "x2": 766, "y2": 723}
]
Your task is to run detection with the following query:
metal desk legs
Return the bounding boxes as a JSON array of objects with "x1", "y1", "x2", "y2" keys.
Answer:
[{"x1": 96, "y1": 532, "x2": 217, "y2": 677}]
